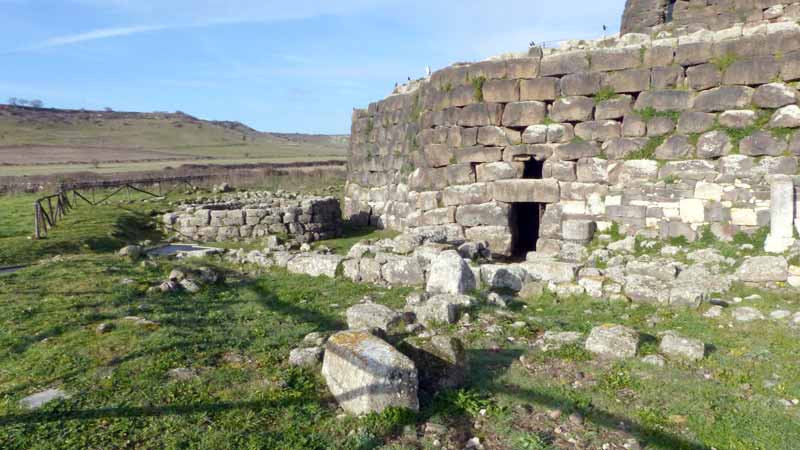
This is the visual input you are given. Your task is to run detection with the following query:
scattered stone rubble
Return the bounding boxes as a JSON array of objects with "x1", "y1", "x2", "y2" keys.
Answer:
[{"x1": 162, "y1": 190, "x2": 342, "y2": 244}]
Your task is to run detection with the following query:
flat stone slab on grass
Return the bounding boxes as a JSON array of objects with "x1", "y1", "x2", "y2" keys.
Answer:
[
  {"x1": 21, "y1": 389, "x2": 69, "y2": 410},
  {"x1": 322, "y1": 331, "x2": 419, "y2": 415},
  {"x1": 286, "y1": 254, "x2": 344, "y2": 278},
  {"x1": 346, "y1": 303, "x2": 402, "y2": 331},
  {"x1": 659, "y1": 332, "x2": 705, "y2": 361},
  {"x1": 585, "y1": 324, "x2": 639, "y2": 359}
]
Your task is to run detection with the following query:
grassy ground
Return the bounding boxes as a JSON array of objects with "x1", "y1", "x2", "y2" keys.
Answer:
[{"x1": 1, "y1": 191, "x2": 799, "y2": 449}]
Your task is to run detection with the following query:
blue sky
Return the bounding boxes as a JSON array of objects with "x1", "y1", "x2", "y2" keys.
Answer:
[{"x1": 0, "y1": 0, "x2": 623, "y2": 134}]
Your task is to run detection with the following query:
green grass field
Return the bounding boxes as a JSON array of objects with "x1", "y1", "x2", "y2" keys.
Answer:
[{"x1": 1, "y1": 185, "x2": 799, "y2": 449}]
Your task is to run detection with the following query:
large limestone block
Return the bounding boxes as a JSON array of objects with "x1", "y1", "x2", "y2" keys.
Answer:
[
  {"x1": 457, "y1": 103, "x2": 503, "y2": 127},
  {"x1": 482, "y1": 79, "x2": 519, "y2": 103},
  {"x1": 322, "y1": 331, "x2": 419, "y2": 415},
  {"x1": 602, "y1": 68, "x2": 651, "y2": 93},
  {"x1": 739, "y1": 132, "x2": 787, "y2": 156},
  {"x1": 549, "y1": 96, "x2": 594, "y2": 122},
  {"x1": 553, "y1": 141, "x2": 601, "y2": 160},
  {"x1": 382, "y1": 257, "x2": 426, "y2": 286},
  {"x1": 585, "y1": 324, "x2": 639, "y2": 359},
  {"x1": 480, "y1": 264, "x2": 528, "y2": 291},
  {"x1": 589, "y1": 48, "x2": 641, "y2": 72},
  {"x1": 722, "y1": 57, "x2": 780, "y2": 86},
  {"x1": 540, "y1": 51, "x2": 589, "y2": 76},
  {"x1": 465, "y1": 226, "x2": 513, "y2": 256},
  {"x1": 634, "y1": 90, "x2": 694, "y2": 111},
  {"x1": 502, "y1": 101, "x2": 547, "y2": 127},
  {"x1": 659, "y1": 332, "x2": 705, "y2": 361},
  {"x1": 693, "y1": 86, "x2": 754, "y2": 112},
  {"x1": 491, "y1": 179, "x2": 560, "y2": 203},
  {"x1": 454, "y1": 146, "x2": 503, "y2": 164},
  {"x1": 476, "y1": 162, "x2": 524, "y2": 181},
  {"x1": 753, "y1": 83, "x2": 797, "y2": 108},
  {"x1": 560, "y1": 72, "x2": 602, "y2": 96},
  {"x1": 426, "y1": 250, "x2": 476, "y2": 295},
  {"x1": 520, "y1": 78, "x2": 559, "y2": 101},
  {"x1": 456, "y1": 202, "x2": 510, "y2": 227},
  {"x1": 443, "y1": 183, "x2": 491, "y2": 206},
  {"x1": 399, "y1": 336, "x2": 467, "y2": 392},
  {"x1": 765, "y1": 175, "x2": 796, "y2": 253}
]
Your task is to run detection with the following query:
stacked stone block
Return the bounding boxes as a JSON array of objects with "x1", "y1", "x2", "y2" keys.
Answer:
[
  {"x1": 164, "y1": 192, "x2": 342, "y2": 243},
  {"x1": 347, "y1": 16, "x2": 800, "y2": 257}
]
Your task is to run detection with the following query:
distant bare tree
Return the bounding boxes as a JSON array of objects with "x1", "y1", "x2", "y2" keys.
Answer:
[
  {"x1": 30, "y1": 99, "x2": 43, "y2": 108},
  {"x1": 7, "y1": 97, "x2": 18, "y2": 106},
  {"x1": 104, "y1": 107, "x2": 113, "y2": 112},
  {"x1": 16, "y1": 99, "x2": 29, "y2": 106}
]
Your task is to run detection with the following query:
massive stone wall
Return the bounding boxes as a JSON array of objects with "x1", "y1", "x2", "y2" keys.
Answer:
[
  {"x1": 621, "y1": 0, "x2": 799, "y2": 35},
  {"x1": 346, "y1": 18, "x2": 800, "y2": 258}
]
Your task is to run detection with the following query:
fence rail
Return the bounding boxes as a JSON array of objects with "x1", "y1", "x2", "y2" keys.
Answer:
[{"x1": 32, "y1": 175, "x2": 211, "y2": 239}]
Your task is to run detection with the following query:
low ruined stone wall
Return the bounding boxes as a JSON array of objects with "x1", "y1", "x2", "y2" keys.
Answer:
[
  {"x1": 346, "y1": 18, "x2": 800, "y2": 257},
  {"x1": 163, "y1": 191, "x2": 342, "y2": 243}
]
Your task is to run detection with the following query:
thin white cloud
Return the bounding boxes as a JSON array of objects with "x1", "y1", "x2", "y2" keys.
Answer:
[{"x1": 23, "y1": 24, "x2": 170, "y2": 50}]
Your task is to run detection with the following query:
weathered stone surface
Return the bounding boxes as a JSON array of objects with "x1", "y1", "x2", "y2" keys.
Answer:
[
  {"x1": 753, "y1": 83, "x2": 797, "y2": 108},
  {"x1": 454, "y1": 146, "x2": 502, "y2": 164},
  {"x1": 647, "y1": 116, "x2": 675, "y2": 136},
  {"x1": 655, "y1": 135, "x2": 693, "y2": 160},
  {"x1": 696, "y1": 131, "x2": 732, "y2": 159},
  {"x1": 659, "y1": 332, "x2": 705, "y2": 361},
  {"x1": 603, "y1": 68, "x2": 651, "y2": 93},
  {"x1": 677, "y1": 111, "x2": 716, "y2": 133},
  {"x1": 502, "y1": 101, "x2": 547, "y2": 127},
  {"x1": 483, "y1": 79, "x2": 519, "y2": 103},
  {"x1": 426, "y1": 250, "x2": 476, "y2": 295},
  {"x1": 634, "y1": 90, "x2": 694, "y2": 111},
  {"x1": 491, "y1": 179, "x2": 560, "y2": 203},
  {"x1": 413, "y1": 294, "x2": 474, "y2": 326},
  {"x1": 562, "y1": 219, "x2": 596, "y2": 242},
  {"x1": 287, "y1": 254, "x2": 344, "y2": 278},
  {"x1": 722, "y1": 57, "x2": 780, "y2": 85},
  {"x1": 550, "y1": 96, "x2": 594, "y2": 122},
  {"x1": 456, "y1": 202, "x2": 510, "y2": 227},
  {"x1": 736, "y1": 256, "x2": 788, "y2": 282},
  {"x1": 624, "y1": 274, "x2": 670, "y2": 304},
  {"x1": 382, "y1": 257, "x2": 426, "y2": 286},
  {"x1": 732, "y1": 307, "x2": 765, "y2": 322},
  {"x1": 465, "y1": 226, "x2": 512, "y2": 256},
  {"x1": 686, "y1": 63, "x2": 721, "y2": 90},
  {"x1": 480, "y1": 264, "x2": 528, "y2": 291},
  {"x1": 693, "y1": 86, "x2": 754, "y2": 112},
  {"x1": 457, "y1": 103, "x2": 503, "y2": 127},
  {"x1": 595, "y1": 95, "x2": 633, "y2": 120},
  {"x1": 289, "y1": 347, "x2": 324, "y2": 367},
  {"x1": 347, "y1": 303, "x2": 402, "y2": 331},
  {"x1": 560, "y1": 72, "x2": 602, "y2": 96},
  {"x1": 520, "y1": 259, "x2": 579, "y2": 283},
  {"x1": 739, "y1": 132, "x2": 787, "y2": 156},
  {"x1": 399, "y1": 335, "x2": 467, "y2": 392},
  {"x1": 540, "y1": 52, "x2": 589, "y2": 76},
  {"x1": 443, "y1": 183, "x2": 491, "y2": 206},
  {"x1": 585, "y1": 324, "x2": 639, "y2": 359},
  {"x1": 554, "y1": 141, "x2": 601, "y2": 160},
  {"x1": 769, "y1": 105, "x2": 800, "y2": 128},
  {"x1": 520, "y1": 78, "x2": 559, "y2": 101},
  {"x1": 476, "y1": 162, "x2": 524, "y2": 181},
  {"x1": 322, "y1": 331, "x2": 419, "y2": 414}
]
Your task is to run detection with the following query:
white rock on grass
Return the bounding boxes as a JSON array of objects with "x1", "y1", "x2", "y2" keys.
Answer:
[
  {"x1": 770, "y1": 310, "x2": 792, "y2": 320},
  {"x1": 322, "y1": 330, "x2": 419, "y2": 415},
  {"x1": 289, "y1": 347, "x2": 324, "y2": 367},
  {"x1": 585, "y1": 324, "x2": 639, "y2": 359},
  {"x1": 346, "y1": 303, "x2": 401, "y2": 331},
  {"x1": 426, "y1": 250, "x2": 476, "y2": 295},
  {"x1": 20, "y1": 389, "x2": 69, "y2": 410},
  {"x1": 703, "y1": 305, "x2": 724, "y2": 318},
  {"x1": 733, "y1": 307, "x2": 765, "y2": 322},
  {"x1": 286, "y1": 254, "x2": 344, "y2": 278},
  {"x1": 412, "y1": 294, "x2": 474, "y2": 327},
  {"x1": 535, "y1": 331, "x2": 583, "y2": 351},
  {"x1": 641, "y1": 354, "x2": 666, "y2": 367},
  {"x1": 659, "y1": 332, "x2": 705, "y2": 361},
  {"x1": 736, "y1": 256, "x2": 788, "y2": 282}
]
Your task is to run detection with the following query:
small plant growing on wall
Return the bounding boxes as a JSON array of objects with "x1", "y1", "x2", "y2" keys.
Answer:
[{"x1": 471, "y1": 76, "x2": 486, "y2": 102}]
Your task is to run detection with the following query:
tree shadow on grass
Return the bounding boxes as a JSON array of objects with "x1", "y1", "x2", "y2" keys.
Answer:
[{"x1": 464, "y1": 348, "x2": 713, "y2": 450}]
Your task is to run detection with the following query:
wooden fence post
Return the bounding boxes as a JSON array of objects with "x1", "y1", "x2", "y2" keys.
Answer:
[{"x1": 34, "y1": 202, "x2": 41, "y2": 239}]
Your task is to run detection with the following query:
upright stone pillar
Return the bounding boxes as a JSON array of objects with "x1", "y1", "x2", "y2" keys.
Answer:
[{"x1": 765, "y1": 175, "x2": 795, "y2": 253}]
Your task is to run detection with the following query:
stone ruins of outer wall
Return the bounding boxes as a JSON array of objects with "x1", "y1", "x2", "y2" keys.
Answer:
[
  {"x1": 345, "y1": 19, "x2": 800, "y2": 258},
  {"x1": 163, "y1": 191, "x2": 342, "y2": 243},
  {"x1": 622, "y1": 0, "x2": 798, "y2": 35}
]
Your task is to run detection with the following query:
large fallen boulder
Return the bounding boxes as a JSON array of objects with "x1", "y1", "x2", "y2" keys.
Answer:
[
  {"x1": 736, "y1": 256, "x2": 788, "y2": 283},
  {"x1": 322, "y1": 331, "x2": 419, "y2": 415},
  {"x1": 659, "y1": 332, "x2": 705, "y2": 361},
  {"x1": 412, "y1": 294, "x2": 474, "y2": 327},
  {"x1": 426, "y1": 250, "x2": 476, "y2": 294}
]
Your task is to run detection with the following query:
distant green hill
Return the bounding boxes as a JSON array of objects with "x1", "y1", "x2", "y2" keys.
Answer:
[{"x1": 0, "y1": 105, "x2": 348, "y2": 176}]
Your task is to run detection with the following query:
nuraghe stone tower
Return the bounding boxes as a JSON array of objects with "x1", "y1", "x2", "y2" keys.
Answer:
[{"x1": 345, "y1": 0, "x2": 800, "y2": 259}]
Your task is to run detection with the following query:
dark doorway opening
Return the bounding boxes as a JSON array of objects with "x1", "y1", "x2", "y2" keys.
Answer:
[
  {"x1": 665, "y1": 0, "x2": 677, "y2": 22},
  {"x1": 509, "y1": 159, "x2": 545, "y2": 260}
]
